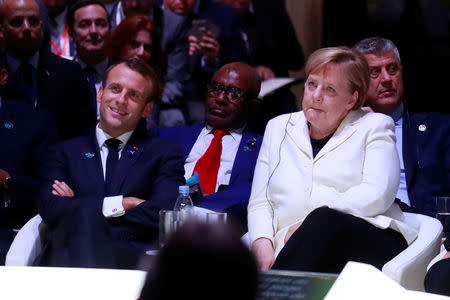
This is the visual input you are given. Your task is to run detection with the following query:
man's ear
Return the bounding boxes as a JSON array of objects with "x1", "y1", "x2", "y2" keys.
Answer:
[
  {"x1": 141, "y1": 101, "x2": 154, "y2": 118},
  {"x1": 0, "y1": 69, "x2": 7, "y2": 85},
  {"x1": 97, "y1": 85, "x2": 103, "y2": 103}
]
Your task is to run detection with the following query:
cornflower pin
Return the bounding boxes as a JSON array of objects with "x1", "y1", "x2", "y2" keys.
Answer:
[
  {"x1": 85, "y1": 152, "x2": 95, "y2": 158},
  {"x1": 4, "y1": 121, "x2": 14, "y2": 129},
  {"x1": 243, "y1": 137, "x2": 257, "y2": 152},
  {"x1": 127, "y1": 146, "x2": 139, "y2": 158}
]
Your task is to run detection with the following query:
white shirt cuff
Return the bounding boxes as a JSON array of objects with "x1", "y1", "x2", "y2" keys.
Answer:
[{"x1": 102, "y1": 195, "x2": 125, "y2": 218}]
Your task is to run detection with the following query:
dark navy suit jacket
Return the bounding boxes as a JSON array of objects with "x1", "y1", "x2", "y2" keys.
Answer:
[
  {"x1": 153, "y1": 123, "x2": 262, "y2": 230},
  {"x1": 402, "y1": 109, "x2": 450, "y2": 216},
  {"x1": 0, "y1": 99, "x2": 54, "y2": 262},
  {"x1": 3, "y1": 51, "x2": 97, "y2": 141},
  {"x1": 38, "y1": 126, "x2": 185, "y2": 268}
]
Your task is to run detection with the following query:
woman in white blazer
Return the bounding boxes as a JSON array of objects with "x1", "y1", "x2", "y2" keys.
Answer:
[{"x1": 247, "y1": 47, "x2": 418, "y2": 272}]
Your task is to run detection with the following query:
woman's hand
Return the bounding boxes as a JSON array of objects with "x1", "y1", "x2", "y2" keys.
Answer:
[
  {"x1": 252, "y1": 238, "x2": 275, "y2": 270},
  {"x1": 284, "y1": 221, "x2": 302, "y2": 244}
]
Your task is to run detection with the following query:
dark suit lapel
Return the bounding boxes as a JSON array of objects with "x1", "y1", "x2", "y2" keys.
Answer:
[
  {"x1": 403, "y1": 109, "x2": 418, "y2": 192},
  {"x1": 229, "y1": 129, "x2": 259, "y2": 184},
  {"x1": 182, "y1": 124, "x2": 204, "y2": 159},
  {"x1": 36, "y1": 51, "x2": 52, "y2": 108},
  {"x1": 111, "y1": 130, "x2": 148, "y2": 194},
  {"x1": 86, "y1": 131, "x2": 105, "y2": 188}
]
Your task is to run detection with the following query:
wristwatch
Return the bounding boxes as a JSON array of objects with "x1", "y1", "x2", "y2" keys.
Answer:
[{"x1": 3, "y1": 176, "x2": 11, "y2": 189}]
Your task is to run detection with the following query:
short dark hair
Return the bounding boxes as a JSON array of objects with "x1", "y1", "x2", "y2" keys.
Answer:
[
  {"x1": 67, "y1": 0, "x2": 109, "y2": 31},
  {"x1": 353, "y1": 37, "x2": 401, "y2": 63},
  {"x1": 103, "y1": 58, "x2": 159, "y2": 103}
]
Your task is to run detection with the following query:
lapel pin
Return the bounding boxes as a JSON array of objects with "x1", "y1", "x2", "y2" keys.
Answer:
[
  {"x1": 243, "y1": 137, "x2": 257, "y2": 152},
  {"x1": 127, "y1": 146, "x2": 139, "y2": 158},
  {"x1": 85, "y1": 152, "x2": 95, "y2": 158},
  {"x1": 4, "y1": 121, "x2": 14, "y2": 129},
  {"x1": 418, "y1": 124, "x2": 426, "y2": 132}
]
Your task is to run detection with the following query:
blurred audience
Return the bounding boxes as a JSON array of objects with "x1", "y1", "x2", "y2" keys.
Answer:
[
  {"x1": 161, "y1": 0, "x2": 247, "y2": 124},
  {"x1": 220, "y1": 0, "x2": 304, "y2": 134},
  {"x1": 353, "y1": 37, "x2": 450, "y2": 217},
  {"x1": 42, "y1": 0, "x2": 75, "y2": 58},
  {"x1": 112, "y1": 0, "x2": 191, "y2": 127},
  {"x1": 106, "y1": 14, "x2": 165, "y2": 85},
  {"x1": 139, "y1": 221, "x2": 258, "y2": 300},
  {"x1": 248, "y1": 47, "x2": 417, "y2": 273}
]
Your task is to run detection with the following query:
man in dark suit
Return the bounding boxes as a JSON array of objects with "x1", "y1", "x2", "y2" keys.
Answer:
[
  {"x1": 354, "y1": 37, "x2": 450, "y2": 216},
  {"x1": 38, "y1": 58, "x2": 185, "y2": 268},
  {"x1": 0, "y1": 0, "x2": 96, "y2": 141},
  {"x1": 0, "y1": 52, "x2": 55, "y2": 264},
  {"x1": 154, "y1": 62, "x2": 262, "y2": 231}
]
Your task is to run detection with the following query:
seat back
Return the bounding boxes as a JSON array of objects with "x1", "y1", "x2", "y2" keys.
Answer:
[
  {"x1": 5, "y1": 214, "x2": 46, "y2": 266},
  {"x1": 382, "y1": 213, "x2": 443, "y2": 291}
]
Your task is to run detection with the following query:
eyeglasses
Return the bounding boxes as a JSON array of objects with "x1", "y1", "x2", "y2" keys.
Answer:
[{"x1": 206, "y1": 82, "x2": 252, "y2": 102}]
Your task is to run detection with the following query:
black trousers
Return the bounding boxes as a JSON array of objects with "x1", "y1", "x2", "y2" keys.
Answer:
[
  {"x1": 425, "y1": 258, "x2": 450, "y2": 296},
  {"x1": 272, "y1": 207, "x2": 408, "y2": 273}
]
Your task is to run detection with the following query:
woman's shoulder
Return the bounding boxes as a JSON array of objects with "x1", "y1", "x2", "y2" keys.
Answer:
[
  {"x1": 267, "y1": 111, "x2": 305, "y2": 128},
  {"x1": 352, "y1": 109, "x2": 395, "y2": 127}
]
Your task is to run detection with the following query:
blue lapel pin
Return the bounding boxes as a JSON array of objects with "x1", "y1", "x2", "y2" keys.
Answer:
[
  {"x1": 4, "y1": 121, "x2": 14, "y2": 129},
  {"x1": 243, "y1": 137, "x2": 257, "y2": 152},
  {"x1": 85, "y1": 152, "x2": 95, "y2": 158},
  {"x1": 127, "y1": 146, "x2": 139, "y2": 158}
]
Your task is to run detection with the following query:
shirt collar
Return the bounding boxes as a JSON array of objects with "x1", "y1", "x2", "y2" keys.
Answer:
[
  {"x1": 204, "y1": 123, "x2": 245, "y2": 141},
  {"x1": 7, "y1": 51, "x2": 39, "y2": 74},
  {"x1": 96, "y1": 124, "x2": 133, "y2": 150}
]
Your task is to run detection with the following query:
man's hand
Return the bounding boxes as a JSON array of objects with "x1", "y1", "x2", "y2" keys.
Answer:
[
  {"x1": 122, "y1": 197, "x2": 145, "y2": 211},
  {"x1": 252, "y1": 237, "x2": 275, "y2": 270},
  {"x1": 255, "y1": 65, "x2": 275, "y2": 81},
  {"x1": 284, "y1": 221, "x2": 302, "y2": 244},
  {"x1": 188, "y1": 31, "x2": 220, "y2": 65},
  {"x1": 52, "y1": 180, "x2": 74, "y2": 197},
  {"x1": 0, "y1": 169, "x2": 10, "y2": 187}
]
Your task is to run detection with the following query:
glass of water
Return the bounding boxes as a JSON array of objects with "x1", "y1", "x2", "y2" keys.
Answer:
[
  {"x1": 206, "y1": 212, "x2": 227, "y2": 224},
  {"x1": 435, "y1": 196, "x2": 450, "y2": 238},
  {"x1": 159, "y1": 210, "x2": 178, "y2": 248}
]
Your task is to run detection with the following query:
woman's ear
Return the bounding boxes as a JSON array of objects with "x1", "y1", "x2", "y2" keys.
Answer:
[{"x1": 348, "y1": 90, "x2": 358, "y2": 109}]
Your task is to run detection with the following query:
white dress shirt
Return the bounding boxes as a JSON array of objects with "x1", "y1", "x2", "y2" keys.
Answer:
[
  {"x1": 96, "y1": 125, "x2": 133, "y2": 217},
  {"x1": 184, "y1": 125, "x2": 243, "y2": 192}
]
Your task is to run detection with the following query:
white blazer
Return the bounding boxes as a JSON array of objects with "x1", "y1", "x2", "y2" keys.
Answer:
[{"x1": 247, "y1": 110, "x2": 419, "y2": 257}]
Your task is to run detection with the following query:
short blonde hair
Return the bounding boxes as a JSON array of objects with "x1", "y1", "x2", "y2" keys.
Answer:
[{"x1": 305, "y1": 46, "x2": 370, "y2": 109}]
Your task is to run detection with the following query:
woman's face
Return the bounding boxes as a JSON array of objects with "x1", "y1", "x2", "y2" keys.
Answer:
[
  {"x1": 120, "y1": 29, "x2": 152, "y2": 62},
  {"x1": 302, "y1": 63, "x2": 358, "y2": 138}
]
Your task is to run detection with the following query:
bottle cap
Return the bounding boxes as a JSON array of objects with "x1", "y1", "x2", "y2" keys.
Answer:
[{"x1": 179, "y1": 185, "x2": 190, "y2": 194}]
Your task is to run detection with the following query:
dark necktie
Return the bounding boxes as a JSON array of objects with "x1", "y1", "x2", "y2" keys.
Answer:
[
  {"x1": 192, "y1": 130, "x2": 229, "y2": 194},
  {"x1": 19, "y1": 62, "x2": 36, "y2": 103},
  {"x1": 104, "y1": 138, "x2": 122, "y2": 195},
  {"x1": 84, "y1": 66, "x2": 97, "y2": 96}
]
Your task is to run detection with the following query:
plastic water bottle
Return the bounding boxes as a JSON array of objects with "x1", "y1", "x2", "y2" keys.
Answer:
[{"x1": 173, "y1": 185, "x2": 194, "y2": 226}]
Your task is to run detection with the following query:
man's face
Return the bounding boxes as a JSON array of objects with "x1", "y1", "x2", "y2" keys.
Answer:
[
  {"x1": 205, "y1": 65, "x2": 256, "y2": 130},
  {"x1": 0, "y1": 0, "x2": 43, "y2": 59},
  {"x1": 122, "y1": 0, "x2": 153, "y2": 16},
  {"x1": 97, "y1": 63, "x2": 154, "y2": 137},
  {"x1": 163, "y1": 0, "x2": 195, "y2": 16},
  {"x1": 42, "y1": 0, "x2": 68, "y2": 17},
  {"x1": 364, "y1": 51, "x2": 404, "y2": 115},
  {"x1": 71, "y1": 4, "x2": 109, "y2": 55}
]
